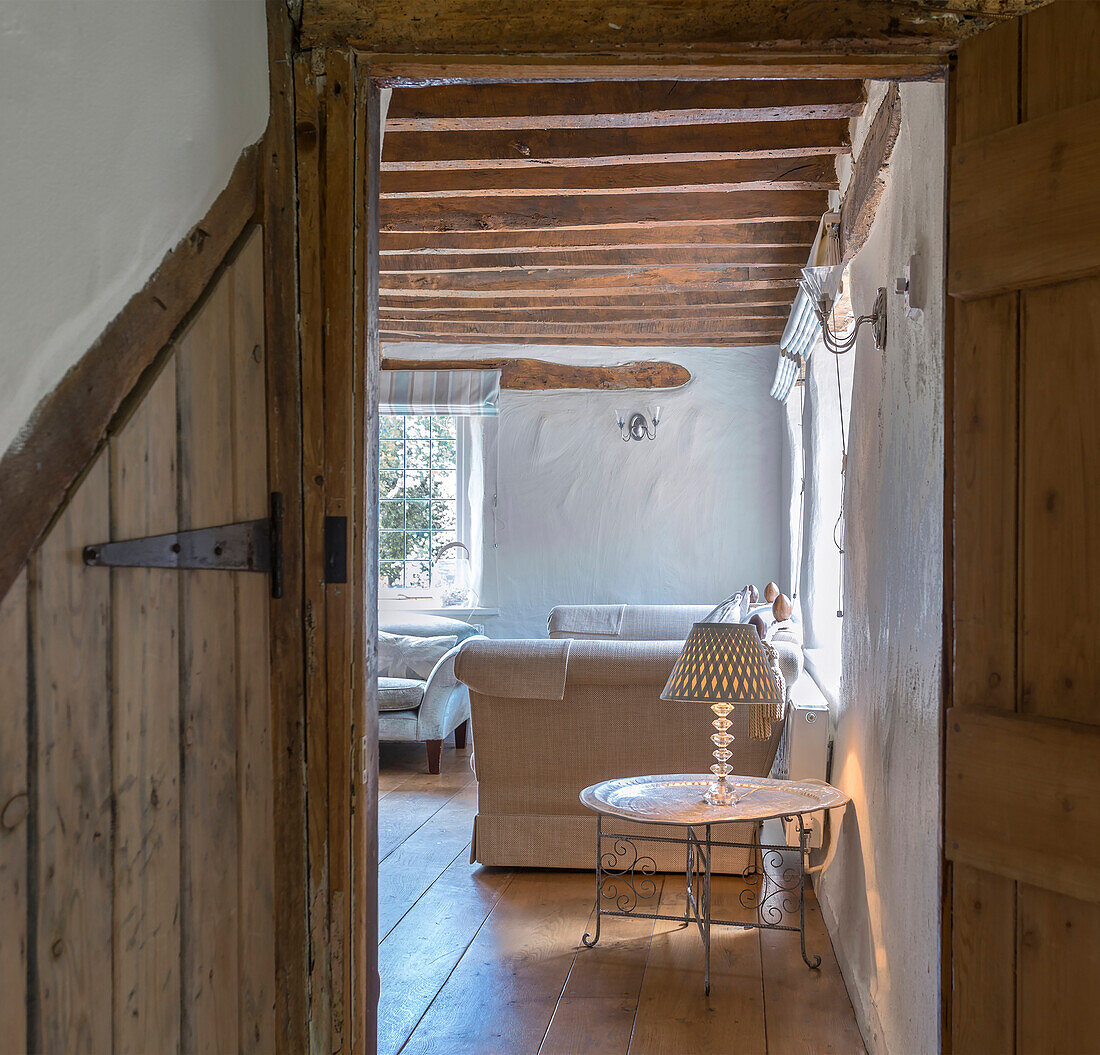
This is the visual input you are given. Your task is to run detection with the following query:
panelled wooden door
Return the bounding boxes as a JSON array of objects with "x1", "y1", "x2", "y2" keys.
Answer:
[
  {"x1": 0, "y1": 227, "x2": 275, "y2": 1053},
  {"x1": 947, "y1": 3, "x2": 1100, "y2": 1051}
]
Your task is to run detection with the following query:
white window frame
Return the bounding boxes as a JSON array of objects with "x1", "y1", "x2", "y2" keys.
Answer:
[{"x1": 377, "y1": 413, "x2": 472, "y2": 609}]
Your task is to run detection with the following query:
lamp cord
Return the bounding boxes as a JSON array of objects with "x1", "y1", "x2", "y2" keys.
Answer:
[{"x1": 831, "y1": 297, "x2": 848, "y2": 618}]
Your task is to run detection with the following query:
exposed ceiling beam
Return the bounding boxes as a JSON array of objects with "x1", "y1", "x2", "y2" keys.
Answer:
[
  {"x1": 380, "y1": 304, "x2": 789, "y2": 321},
  {"x1": 380, "y1": 246, "x2": 811, "y2": 272},
  {"x1": 381, "y1": 333, "x2": 781, "y2": 347},
  {"x1": 841, "y1": 82, "x2": 903, "y2": 261},
  {"x1": 379, "y1": 317, "x2": 784, "y2": 338},
  {"x1": 305, "y1": 0, "x2": 1049, "y2": 53},
  {"x1": 384, "y1": 79, "x2": 866, "y2": 131},
  {"x1": 381, "y1": 190, "x2": 827, "y2": 232},
  {"x1": 379, "y1": 289, "x2": 798, "y2": 309},
  {"x1": 380, "y1": 357, "x2": 692, "y2": 389},
  {"x1": 380, "y1": 157, "x2": 839, "y2": 197},
  {"x1": 381, "y1": 120, "x2": 851, "y2": 170},
  {"x1": 380, "y1": 220, "x2": 820, "y2": 253},
  {"x1": 381, "y1": 265, "x2": 802, "y2": 294}
]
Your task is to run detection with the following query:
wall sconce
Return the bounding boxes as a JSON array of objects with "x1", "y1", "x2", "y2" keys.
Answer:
[
  {"x1": 801, "y1": 265, "x2": 887, "y2": 354},
  {"x1": 615, "y1": 406, "x2": 660, "y2": 441}
]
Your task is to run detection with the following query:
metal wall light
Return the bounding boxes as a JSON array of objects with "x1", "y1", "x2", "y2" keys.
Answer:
[
  {"x1": 801, "y1": 265, "x2": 887, "y2": 354},
  {"x1": 615, "y1": 406, "x2": 661, "y2": 441}
]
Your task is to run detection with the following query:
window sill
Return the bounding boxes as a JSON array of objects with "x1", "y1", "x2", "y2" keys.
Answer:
[{"x1": 378, "y1": 603, "x2": 499, "y2": 619}]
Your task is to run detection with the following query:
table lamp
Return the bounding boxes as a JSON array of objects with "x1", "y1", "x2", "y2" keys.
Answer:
[{"x1": 660, "y1": 621, "x2": 784, "y2": 806}]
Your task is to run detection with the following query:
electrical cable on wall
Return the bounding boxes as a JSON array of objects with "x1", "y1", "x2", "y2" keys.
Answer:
[{"x1": 831, "y1": 296, "x2": 849, "y2": 619}]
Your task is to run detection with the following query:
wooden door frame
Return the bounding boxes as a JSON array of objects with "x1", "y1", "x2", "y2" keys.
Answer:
[{"x1": 270, "y1": 21, "x2": 955, "y2": 1052}]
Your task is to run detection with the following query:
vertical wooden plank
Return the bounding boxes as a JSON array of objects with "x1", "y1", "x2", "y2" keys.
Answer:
[
  {"x1": 294, "y1": 50, "x2": 333, "y2": 1055},
  {"x1": 110, "y1": 364, "x2": 181, "y2": 1052},
  {"x1": 230, "y1": 228, "x2": 277, "y2": 1054},
  {"x1": 1020, "y1": 274, "x2": 1100, "y2": 727},
  {"x1": 952, "y1": 294, "x2": 1019, "y2": 713},
  {"x1": 1023, "y1": 1, "x2": 1100, "y2": 120},
  {"x1": 949, "y1": 20, "x2": 1021, "y2": 1055},
  {"x1": 355, "y1": 71, "x2": 383, "y2": 1052},
  {"x1": 178, "y1": 274, "x2": 240, "y2": 1054},
  {"x1": 1017, "y1": 883, "x2": 1100, "y2": 1053},
  {"x1": 35, "y1": 454, "x2": 112, "y2": 1053},
  {"x1": 262, "y1": 0, "x2": 310, "y2": 1049},
  {"x1": 0, "y1": 570, "x2": 28, "y2": 1055},
  {"x1": 322, "y1": 49, "x2": 356, "y2": 1053},
  {"x1": 951, "y1": 862, "x2": 1015, "y2": 1055}
]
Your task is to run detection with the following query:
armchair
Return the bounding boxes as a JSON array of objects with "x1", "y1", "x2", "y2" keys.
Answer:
[{"x1": 378, "y1": 615, "x2": 485, "y2": 773}]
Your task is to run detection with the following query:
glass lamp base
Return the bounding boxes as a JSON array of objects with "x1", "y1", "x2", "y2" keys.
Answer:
[
  {"x1": 702, "y1": 701, "x2": 739, "y2": 806},
  {"x1": 703, "y1": 780, "x2": 738, "y2": 807}
]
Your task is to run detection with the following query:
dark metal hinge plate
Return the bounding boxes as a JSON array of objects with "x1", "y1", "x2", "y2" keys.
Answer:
[{"x1": 84, "y1": 492, "x2": 284, "y2": 598}]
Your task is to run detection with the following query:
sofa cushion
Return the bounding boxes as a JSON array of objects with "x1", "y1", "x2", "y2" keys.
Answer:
[
  {"x1": 378, "y1": 632, "x2": 457, "y2": 679},
  {"x1": 380, "y1": 614, "x2": 483, "y2": 643},
  {"x1": 378, "y1": 676, "x2": 425, "y2": 712}
]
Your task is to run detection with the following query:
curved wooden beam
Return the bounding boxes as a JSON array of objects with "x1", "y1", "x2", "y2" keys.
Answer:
[{"x1": 381, "y1": 357, "x2": 691, "y2": 390}]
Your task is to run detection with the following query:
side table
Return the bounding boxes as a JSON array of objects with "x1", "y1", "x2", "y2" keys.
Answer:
[{"x1": 579, "y1": 773, "x2": 849, "y2": 994}]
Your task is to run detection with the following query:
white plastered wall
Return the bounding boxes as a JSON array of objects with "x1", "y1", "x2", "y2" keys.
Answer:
[
  {"x1": 0, "y1": 0, "x2": 270, "y2": 459},
  {"x1": 810, "y1": 81, "x2": 946, "y2": 1055},
  {"x1": 383, "y1": 343, "x2": 786, "y2": 638}
]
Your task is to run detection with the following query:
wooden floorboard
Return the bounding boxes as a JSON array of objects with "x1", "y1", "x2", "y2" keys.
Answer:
[{"x1": 377, "y1": 749, "x2": 863, "y2": 1054}]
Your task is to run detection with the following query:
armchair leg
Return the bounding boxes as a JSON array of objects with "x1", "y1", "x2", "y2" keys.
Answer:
[
  {"x1": 425, "y1": 739, "x2": 443, "y2": 774},
  {"x1": 454, "y1": 720, "x2": 468, "y2": 750}
]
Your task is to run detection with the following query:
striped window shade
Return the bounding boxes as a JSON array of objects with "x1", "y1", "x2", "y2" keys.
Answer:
[
  {"x1": 379, "y1": 369, "x2": 500, "y2": 416},
  {"x1": 770, "y1": 290, "x2": 818, "y2": 402}
]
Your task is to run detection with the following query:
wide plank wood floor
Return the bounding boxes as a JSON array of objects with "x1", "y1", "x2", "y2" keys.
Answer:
[{"x1": 378, "y1": 741, "x2": 866, "y2": 1055}]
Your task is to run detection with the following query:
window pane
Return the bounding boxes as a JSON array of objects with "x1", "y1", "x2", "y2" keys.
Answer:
[
  {"x1": 431, "y1": 531, "x2": 457, "y2": 557},
  {"x1": 405, "y1": 532, "x2": 431, "y2": 560},
  {"x1": 379, "y1": 561, "x2": 403, "y2": 588},
  {"x1": 405, "y1": 415, "x2": 431, "y2": 439},
  {"x1": 379, "y1": 470, "x2": 404, "y2": 501},
  {"x1": 431, "y1": 500, "x2": 457, "y2": 531},
  {"x1": 405, "y1": 561, "x2": 432, "y2": 588},
  {"x1": 405, "y1": 500, "x2": 430, "y2": 530},
  {"x1": 405, "y1": 440, "x2": 431, "y2": 469},
  {"x1": 379, "y1": 532, "x2": 405, "y2": 561},
  {"x1": 380, "y1": 416, "x2": 403, "y2": 441},
  {"x1": 431, "y1": 436, "x2": 457, "y2": 468},
  {"x1": 379, "y1": 441, "x2": 402, "y2": 470},
  {"x1": 430, "y1": 471, "x2": 457, "y2": 501},
  {"x1": 431, "y1": 416, "x2": 456, "y2": 438},
  {"x1": 405, "y1": 469, "x2": 431, "y2": 500},
  {"x1": 379, "y1": 501, "x2": 405, "y2": 530}
]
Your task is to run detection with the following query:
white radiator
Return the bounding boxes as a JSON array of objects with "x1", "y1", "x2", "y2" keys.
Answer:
[{"x1": 772, "y1": 695, "x2": 831, "y2": 849}]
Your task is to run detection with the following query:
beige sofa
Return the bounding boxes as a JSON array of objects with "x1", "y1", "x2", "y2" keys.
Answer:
[{"x1": 454, "y1": 604, "x2": 797, "y2": 874}]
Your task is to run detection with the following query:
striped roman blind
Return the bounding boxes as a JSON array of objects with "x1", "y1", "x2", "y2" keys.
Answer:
[{"x1": 379, "y1": 370, "x2": 500, "y2": 416}]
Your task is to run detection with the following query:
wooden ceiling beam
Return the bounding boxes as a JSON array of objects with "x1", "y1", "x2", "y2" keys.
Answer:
[
  {"x1": 381, "y1": 333, "x2": 781, "y2": 347},
  {"x1": 381, "y1": 120, "x2": 850, "y2": 170},
  {"x1": 381, "y1": 157, "x2": 839, "y2": 197},
  {"x1": 380, "y1": 220, "x2": 819, "y2": 253},
  {"x1": 384, "y1": 79, "x2": 865, "y2": 131},
  {"x1": 380, "y1": 357, "x2": 692, "y2": 390},
  {"x1": 380, "y1": 289, "x2": 796, "y2": 309},
  {"x1": 379, "y1": 316, "x2": 784, "y2": 337},
  {"x1": 381, "y1": 190, "x2": 827, "y2": 232},
  {"x1": 380, "y1": 245, "x2": 811, "y2": 272},
  {"x1": 380, "y1": 303, "x2": 789, "y2": 320},
  {"x1": 382, "y1": 265, "x2": 801, "y2": 294},
  {"x1": 304, "y1": 0, "x2": 1047, "y2": 53}
]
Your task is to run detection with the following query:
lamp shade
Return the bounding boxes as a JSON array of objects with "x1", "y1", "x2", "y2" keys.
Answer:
[{"x1": 660, "y1": 622, "x2": 782, "y2": 705}]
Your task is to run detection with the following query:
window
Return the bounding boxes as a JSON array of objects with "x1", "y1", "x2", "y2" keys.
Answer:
[{"x1": 378, "y1": 414, "x2": 465, "y2": 601}]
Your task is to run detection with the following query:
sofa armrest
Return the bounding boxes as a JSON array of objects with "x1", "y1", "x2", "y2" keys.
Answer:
[
  {"x1": 416, "y1": 637, "x2": 483, "y2": 739},
  {"x1": 548, "y1": 603, "x2": 713, "y2": 641}
]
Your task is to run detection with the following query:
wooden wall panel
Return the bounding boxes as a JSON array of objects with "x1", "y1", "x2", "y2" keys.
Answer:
[
  {"x1": 1023, "y1": 1, "x2": 1100, "y2": 119},
  {"x1": 35, "y1": 453, "x2": 113, "y2": 1053},
  {"x1": 110, "y1": 364, "x2": 181, "y2": 1052},
  {"x1": 230, "y1": 230, "x2": 277, "y2": 1054},
  {"x1": 1020, "y1": 274, "x2": 1100, "y2": 726},
  {"x1": 178, "y1": 274, "x2": 241, "y2": 1053},
  {"x1": 0, "y1": 570, "x2": 28, "y2": 1055}
]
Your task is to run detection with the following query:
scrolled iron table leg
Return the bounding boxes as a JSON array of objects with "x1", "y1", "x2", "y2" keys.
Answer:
[
  {"x1": 704, "y1": 823, "x2": 712, "y2": 996},
  {"x1": 582, "y1": 812, "x2": 602, "y2": 947},
  {"x1": 796, "y1": 814, "x2": 822, "y2": 969}
]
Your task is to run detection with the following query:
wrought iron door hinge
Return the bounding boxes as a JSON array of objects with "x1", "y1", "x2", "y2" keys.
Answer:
[
  {"x1": 324, "y1": 515, "x2": 348, "y2": 584},
  {"x1": 83, "y1": 492, "x2": 284, "y2": 598}
]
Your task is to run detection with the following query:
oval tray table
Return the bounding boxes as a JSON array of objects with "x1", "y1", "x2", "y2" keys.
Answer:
[{"x1": 579, "y1": 773, "x2": 850, "y2": 994}]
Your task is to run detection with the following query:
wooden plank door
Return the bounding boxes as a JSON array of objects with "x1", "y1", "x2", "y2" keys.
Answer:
[{"x1": 946, "y1": 3, "x2": 1100, "y2": 1050}]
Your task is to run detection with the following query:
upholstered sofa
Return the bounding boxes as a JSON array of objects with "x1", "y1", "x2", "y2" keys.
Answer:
[
  {"x1": 378, "y1": 614, "x2": 486, "y2": 773},
  {"x1": 455, "y1": 603, "x2": 802, "y2": 873}
]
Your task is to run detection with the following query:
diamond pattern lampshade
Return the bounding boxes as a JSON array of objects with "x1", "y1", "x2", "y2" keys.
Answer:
[{"x1": 660, "y1": 622, "x2": 782, "y2": 705}]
